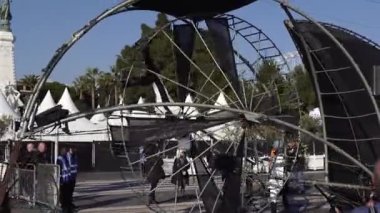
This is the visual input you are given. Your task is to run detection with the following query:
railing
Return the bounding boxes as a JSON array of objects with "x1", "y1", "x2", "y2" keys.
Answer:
[
  {"x1": 35, "y1": 164, "x2": 60, "y2": 209},
  {"x1": 7, "y1": 163, "x2": 36, "y2": 206},
  {"x1": 2, "y1": 163, "x2": 60, "y2": 209}
]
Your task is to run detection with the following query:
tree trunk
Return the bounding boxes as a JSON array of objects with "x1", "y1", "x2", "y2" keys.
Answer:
[
  {"x1": 0, "y1": 142, "x2": 21, "y2": 207},
  {"x1": 91, "y1": 86, "x2": 95, "y2": 109},
  {"x1": 79, "y1": 90, "x2": 83, "y2": 100},
  {"x1": 114, "y1": 86, "x2": 118, "y2": 106}
]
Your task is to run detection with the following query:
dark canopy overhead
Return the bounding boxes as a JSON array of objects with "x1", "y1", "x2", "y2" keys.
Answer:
[
  {"x1": 132, "y1": 0, "x2": 256, "y2": 18},
  {"x1": 285, "y1": 20, "x2": 380, "y2": 202},
  {"x1": 110, "y1": 110, "x2": 239, "y2": 147}
]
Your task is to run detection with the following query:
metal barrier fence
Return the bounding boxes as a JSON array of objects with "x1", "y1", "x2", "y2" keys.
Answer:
[
  {"x1": 1, "y1": 163, "x2": 60, "y2": 209},
  {"x1": 5, "y1": 164, "x2": 36, "y2": 206},
  {"x1": 18, "y1": 165, "x2": 36, "y2": 205},
  {"x1": 35, "y1": 164, "x2": 60, "y2": 209}
]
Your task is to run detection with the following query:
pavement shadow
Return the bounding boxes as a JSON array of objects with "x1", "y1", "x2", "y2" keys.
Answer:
[
  {"x1": 76, "y1": 181, "x2": 145, "y2": 194},
  {"x1": 159, "y1": 194, "x2": 198, "y2": 204},
  {"x1": 77, "y1": 196, "x2": 131, "y2": 210}
]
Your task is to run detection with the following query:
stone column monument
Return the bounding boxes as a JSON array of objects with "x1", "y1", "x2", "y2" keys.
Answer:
[
  {"x1": 0, "y1": 0, "x2": 22, "y2": 113},
  {"x1": 0, "y1": 0, "x2": 16, "y2": 92}
]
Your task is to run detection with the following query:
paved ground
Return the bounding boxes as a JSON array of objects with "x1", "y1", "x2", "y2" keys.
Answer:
[{"x1": 9, "y1": 171, "x2": 331, "y2": 213}]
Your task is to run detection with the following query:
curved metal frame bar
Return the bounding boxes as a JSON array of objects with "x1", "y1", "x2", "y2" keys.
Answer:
[
  {"x1": 18, "y1": 0, "x2": 140, "y2": 138},
  {"x1": 273, "y1": 0, "x2": 380, "y2": 178},
  {"x1": 275, "y1": 0, "x2": 380, "y2": 136},
  {"x1": 19, "y1": 6, "x2": 298, "y2": 137},
  {"x1": 221, "y1": 14, "x2": 291, "y2": 71},
  {"x1": 322, "y1": 22, "x2": 380, "y2": 50}
]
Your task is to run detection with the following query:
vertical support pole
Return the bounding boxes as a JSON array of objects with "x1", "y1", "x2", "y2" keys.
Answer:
[
  {"x1": 54, "y1": 127, "x2": 59, "y2": 164},
  {"x1": 324, "y1": 145, "x2": 328, "y2": 182},
  {"x1": 241, "y1": 131, "x2": 248, "y2": 208},
  {"x1": 5, "y1": 140, "x2": 10, "y2": 163},
  {"x1": 92, "y1": 142, "x2": 96, "y2": 168}
]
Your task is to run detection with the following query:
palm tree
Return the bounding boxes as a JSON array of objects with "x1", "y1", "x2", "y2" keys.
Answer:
[
  {"x1": 85, "y1": 67, "x2": 100, "y2": 109},
  {"x1": 111, "y1": 66, "x2": 121, "y2": 105},
  {"x1": 73, "y1": 76, "x2": 90, "y2": 100},
  {"x1": 98, "y1": 72, "x2": 115, "y2": 107},
  {"x1": 20, "y1": 74, "x2": 39, "y2": 91}
]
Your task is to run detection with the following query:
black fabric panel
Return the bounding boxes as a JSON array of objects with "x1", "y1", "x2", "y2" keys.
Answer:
[
  {"x1": 133, "y1": 0, "x2": 256, "y2": 18},
  {"x1": 110, "y1": 111, "x2": 238, "y2": 147},
  {"x1": 94, "y1": 141, "x2": 121, "y2": 171},
  {"x1": 285, "y1": 20, "x2": 380, "y2": 203},
  {"x1": 190, "y1": 140, "x2": 222, "y2": 213},
  {"x1": 142, "y1": 46, "x2": 172, "y2": 103},
  {"x1": 206, "y1": 18, "x2": 241, "y2": 97},
  {"x1": 173, "y1": 24, "x2": 195, "y2": 102},
  {"x1": 218, "y1": 133, "x2": 244, "y2": 213}
]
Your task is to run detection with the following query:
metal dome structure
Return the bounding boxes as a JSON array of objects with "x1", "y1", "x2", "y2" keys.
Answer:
[{"x1": 12, "y1": 0, "x2": 380, "y2": 212}]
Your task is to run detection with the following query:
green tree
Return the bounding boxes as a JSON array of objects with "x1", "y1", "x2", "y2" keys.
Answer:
[
  {"x1": 291, "y1": 65, "x2": 316, "y2": 111},
  {"x1": 110, "y1": 66, "x2": 122, "y2": 105},
  {"x1": 73, "y1": 76, "x2": 90, "y2": 101},
  {"x1": 97, "y1": 72, "x2": 115, "y2": 107},
  {"x1": 85, "y1": 67, "x2": 100, "y2": 109},
  {"x1": 20, "y1": 74, "x2": 39, "y2": 91}
]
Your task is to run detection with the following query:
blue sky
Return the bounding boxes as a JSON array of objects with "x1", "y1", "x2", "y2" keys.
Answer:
[{"x1": 10, "y1": 0, "x2": 380, "y2": 84}]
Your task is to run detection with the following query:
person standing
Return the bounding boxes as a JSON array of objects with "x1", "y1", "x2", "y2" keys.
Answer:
[
  {"x1": 144, "y1": 143, "x2": 165, "y2": 205},
  {"x1": 36, "y1": 142, "x2": 51, "y2": 164},
  {"x1": 57, "y1": 147, "x2": 72, "y2": 213},
  {"x1": 171, "y1": 151, "x2": 190, "y2": 195},
  {"x1": 67, "y1": 147, "x2": 78, "y2": 209},
  {"x1": 19, "y1": 143, "x2": 37, "y2": 168}
]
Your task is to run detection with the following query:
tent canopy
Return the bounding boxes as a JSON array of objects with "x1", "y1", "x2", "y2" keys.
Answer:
[
  {"x1": 37, "y1": 90, "x2": 56, "y2": 114},
  {"x1": 0, "y1": 91, "x2": 18, "y2": 119}
]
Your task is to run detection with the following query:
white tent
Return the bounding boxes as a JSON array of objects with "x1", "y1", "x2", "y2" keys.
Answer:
[
  {"x1": 0, "y1": 91, "x2": 18, "y2": 141},
  {"x1": 195, "y1": 92, "x2": 239, "y2": 141},
  {"x1": 58, "y1": 88, "x2": 80, "y2": 114},
  {"x1": 208, "y1": 92, "x2": 228, "y2": 114},
  {"x1": 183, "y1": 94, "x2": 199, "y2": 117},
  {"x1": 90, "y1": 105, "x2": 107, "y2": 124},
  {"x1": 152, "y1": 83, "x2": 181, "y2": 115},
  {"x1": 37, "y1": 90, "x2": 56, "y2": 114},
  {"x1": 37, "y1": 88, "x2": 108, "y2": 142},
  {"x1": 130, "y1": 96, "x2": 163, "y2": 119},
  {"x1": 130, "y1": 97, "x2": 150, "y2": 118},
  {"x1": 0, "y1": 91, "x2": 19, "y2": 119}
]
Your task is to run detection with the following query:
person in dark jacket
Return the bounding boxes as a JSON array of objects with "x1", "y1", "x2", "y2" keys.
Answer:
[
  {"x1": 171, "y1": 150, "x2": 190, "y2": 194},
  {"x1": 57, "y1": 147, "x2": 72, "y2": 213},
  {"x1": 36, "y1": 142, "x2": 51, "y2": 164},
  {"x1": 19, "y1": 143, "x2": 37, "y2": 168},
  {"x1": 67, "y1": 147, "x2": 78, "y2": 209},
  {"x1": 144, "y1": 143, "x2": 165, "y2": 205}
]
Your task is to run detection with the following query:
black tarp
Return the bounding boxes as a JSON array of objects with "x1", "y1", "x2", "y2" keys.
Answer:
[
  {"x1": 285, "y1": 20, "x2": 380, "y2": 202},
  {"x1": 173, "y1": 24, "x2": 195, "y2": 102},
  {"x1": 190, "y1": 139, "x2": 222, "y2": 213},
  {"x1": 132, "y1": 0, "x2": 256, "y2": 18},
  {"x1": 218, "y1": 132, "x2": 244, "y2": 213},
  {"x1": 206, "y1": 18, "x2": 241, "y2": 96},
  {"x1": 110, "y1": 111, "x2": 239, "y2": 147}
]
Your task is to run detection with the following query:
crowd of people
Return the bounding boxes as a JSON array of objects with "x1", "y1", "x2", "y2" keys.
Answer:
[{"x1": 17, "y1": 143, "x2": 78, "y2": 213}]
